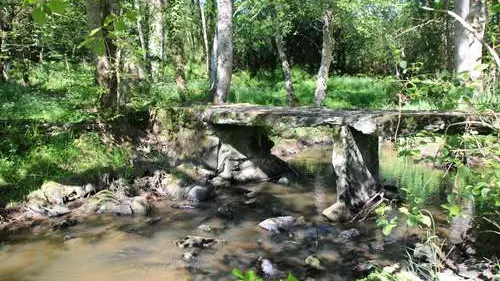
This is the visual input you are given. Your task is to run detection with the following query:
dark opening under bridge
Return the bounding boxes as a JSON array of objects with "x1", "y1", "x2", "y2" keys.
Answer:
[{"x1": 156, "y1": 104, "x2": 494, "y2": 221}]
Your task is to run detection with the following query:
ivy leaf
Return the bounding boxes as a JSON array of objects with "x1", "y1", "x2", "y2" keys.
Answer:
[
  {"x1": 32, "y1": 6, "x2": 48, "y2": 24},
  {"x1": 47, "y1": 0, "x2": 67, "y2": 14}
]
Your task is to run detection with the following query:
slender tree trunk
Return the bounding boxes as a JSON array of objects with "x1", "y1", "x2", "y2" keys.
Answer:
[
  {"x1": 199, "y1": 0, "x2": 210, "y2": 74},
  {"x1": 444, "y1": 0, "x2": 453, "y2": 71},
  {"x1": 209, "y1": 31, "x2": 217, "y2": 91},
  {"x1": 454, "y1": 0, "x2": 487, "y2": 81},
  {"x1": 213, "y1": 0, "x2": 233, "y2": 104},
  {"x1": 147, "y1": 0, "x2": 165, "y2": 82},
  {"x1": 275, "y1": 27, "x2": 298, "y2": 107},
  {"x1": 134, "y1": 0, "x2": 147, "y2": 62},
  {"x1": 313, "y1": 8, "x2": 334, "y2": 107}
]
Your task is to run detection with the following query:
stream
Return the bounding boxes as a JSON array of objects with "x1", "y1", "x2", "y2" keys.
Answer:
[{"x1": 0, "y1": 145, "x2": 488, "y2": 281}]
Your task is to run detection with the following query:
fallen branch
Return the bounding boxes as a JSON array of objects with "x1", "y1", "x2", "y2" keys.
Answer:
[{"x1": 421, "y1": 6, "x2": 500, "y2": 70}]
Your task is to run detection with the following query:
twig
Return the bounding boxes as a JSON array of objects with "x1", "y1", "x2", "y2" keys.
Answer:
[
  {"x1": 395, "y1": 18, "x2": 442, "y2": 38},
  {"x1": 421, "y1": 6, "x2": 500, "y2": 70}
]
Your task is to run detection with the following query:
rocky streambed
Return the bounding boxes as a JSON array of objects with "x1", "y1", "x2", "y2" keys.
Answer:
[{"x1": 0, "y1": 130, "x2": 497, "y2": 281}]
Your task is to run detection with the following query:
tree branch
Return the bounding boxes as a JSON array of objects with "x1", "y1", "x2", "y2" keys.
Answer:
[{"x1": 421, "y1": 6, "x2": 500, "y2": 70}]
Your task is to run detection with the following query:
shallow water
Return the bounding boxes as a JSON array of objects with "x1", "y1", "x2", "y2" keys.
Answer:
[{"x1": 0, "y1": 146, "x2": 427, "y2": 281}]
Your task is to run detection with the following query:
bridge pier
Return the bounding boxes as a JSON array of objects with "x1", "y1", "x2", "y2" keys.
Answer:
[{"x1": 322, "y1": 126, "x2": 380, "y2": 221}]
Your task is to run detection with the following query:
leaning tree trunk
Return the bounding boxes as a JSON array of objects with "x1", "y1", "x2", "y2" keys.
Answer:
[
  {"x1": 313, "y1": 8, "x2": 334, "y2": 107},
  {"x1": 213, "y1": 0, "x2": 233, "y2": 104},
  {"x1": 147, "y1": 0, "x2": 166, "y2": 82},
  {"x1": 275, "y1": 28, "x2": 298, "y2": 107},
  {"x1": 454, "y1": 0, "x2": 487, "y2": 82},
  {"x1": 86, "y1": 0, "x2": 119, "y2": 109}
]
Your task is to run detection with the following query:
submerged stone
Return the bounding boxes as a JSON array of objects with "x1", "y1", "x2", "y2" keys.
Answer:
[
  {"x1": 176, "y1": 235, "x2": 217, "y2": 248},
  {"x1": 258, "y1": 216, "x2": 296, "y2": 233}
]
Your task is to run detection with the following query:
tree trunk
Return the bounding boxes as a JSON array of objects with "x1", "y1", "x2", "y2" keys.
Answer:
[
  {"x1": 199, "y1": 0, "x2": 210, "y2": 74},
  {"x1": 454, "y1": 0, "x2": 487, "y2": 81},
  {"x1": 213, "y1": 0, "x2": 233, "y2": 104},
  {"x1": 313, "y1": 8, "x2": 333, "y2": 107},
  {"x1": 86, "y1": 0, "x2": 120, "y2": 109},
  {"x1": 147, "y1": 0, "x2": 166, "y2": 82},
  {"x1": 275, "y1": 28, "x2": 298, "y2": 107},
  {"x1": 134, "y1": 0, "x2": 147, "y2": 63},
  {"x1": 209, "y1": 31, "x2": 217, "y2": 92}
]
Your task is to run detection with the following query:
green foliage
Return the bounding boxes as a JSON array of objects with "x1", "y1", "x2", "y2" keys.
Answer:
[{"x1": 231, "y1": 269, "x2": 299, "y2": 281}]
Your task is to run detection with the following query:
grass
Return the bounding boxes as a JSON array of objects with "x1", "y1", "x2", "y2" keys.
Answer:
[
  {"x1": 0, "y1": 62, "x2": 100, "y2": 123},
  {"x1": 0, "y1": 129, "x2": 131, "y2": 203},
  {"x1": 380, "y1": 150, "x2": 443, "y2": 207}
]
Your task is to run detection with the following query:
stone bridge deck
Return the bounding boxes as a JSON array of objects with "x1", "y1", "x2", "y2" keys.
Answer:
[
  {"x1": 165, "y1": 105, "x2": 496, "y2": 221},
  {"x1": 197, "y1": 104, "x2": 481, "y2": 135}
]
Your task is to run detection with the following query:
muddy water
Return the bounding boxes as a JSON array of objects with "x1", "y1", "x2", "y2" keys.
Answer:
[{"x1": 0, "y1": 147, "x2": 412, "y2": 281}]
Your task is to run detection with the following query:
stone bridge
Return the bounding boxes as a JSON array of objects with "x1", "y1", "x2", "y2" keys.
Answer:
[{"x1": 153, "y1": 105, "x2": 489, "y2": 221}]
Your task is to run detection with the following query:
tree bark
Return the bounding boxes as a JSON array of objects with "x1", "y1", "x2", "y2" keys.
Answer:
[
  {"x1": 313, "y1": 8, "x2": 334, "y2": 107},
  {"x1": 86, "y1": 0, "x2": 120, "y2": 109},
  {"x1": 199, "y1": 0, "x2": 210, "y2": 74},
  {"x1": 453, "y1": 0, "x2": 487, "y2": 80},
  {"x1": 275, "y1": 29, "x2": 298, "y2": 107},
  {"x1": 147, "y1": 0, "x2": 166, "y2": 82},
  {"x1": 213, "y1": 0, "x2": 233, "y2": 104}
]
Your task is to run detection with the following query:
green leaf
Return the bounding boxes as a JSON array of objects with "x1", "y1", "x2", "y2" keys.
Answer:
[
  {"x1": 114, "y1": 18, "x2": 126, "y2": 32},
  {"x1": 47, "y1": 0, "x2": 67, "y2": 14},
  {"x1": 246, "y1": 270, "x2": 256, "y2": 280},
  {"x1": 232, "y1": 268, "x2": 245, "y2": 279},
  {"x1": 399, "y1": 206, "x2": 409, "y2": 215},
  {"x1": 382, "y1": 224, "x2": 394, "y2": 236},
  {"x1": 32, "y1": 6, "x2": 48, "y2": 24},
  {"x1": 286, "y1": 273, "x2": 300, "y2": 281},
  {"x1": 398, "y1": 60, "x2": 408, "y2": 69}
]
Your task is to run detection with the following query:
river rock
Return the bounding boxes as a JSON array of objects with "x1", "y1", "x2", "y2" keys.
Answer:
[
  {"x1": 26, "y1": 181, "x2": 95, "y2": 217},
  {"x1": 277, "y1": 176, "x2": 291, "y2": 185},
  {"x1": 182, "y1": 250, "x2": 199, "y2": 265},
  {"x1": 258, "y1": 216, "x2": 296, "y2": 233},
  {"x1": 185, "y1": 185, "x2": 213, "y2": 202},
  {"x1": 322, "y1": 202, "x2": 351, "y2": 222},
  {"x1": 257, "y1": 257, "x2": 279, "y2": 279},
  {"x1": 111, "y1": 203, "x2": 133, "y2": 215},
  {"x1": 305, "y1": 254, "x2": 324, "y2": 270},
  {"x1": 338, "y1": 228, "x2": 360, "y2": 240},
  {"x1": 176, "y1": 235, "x2": 217, "y2": 248}
]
